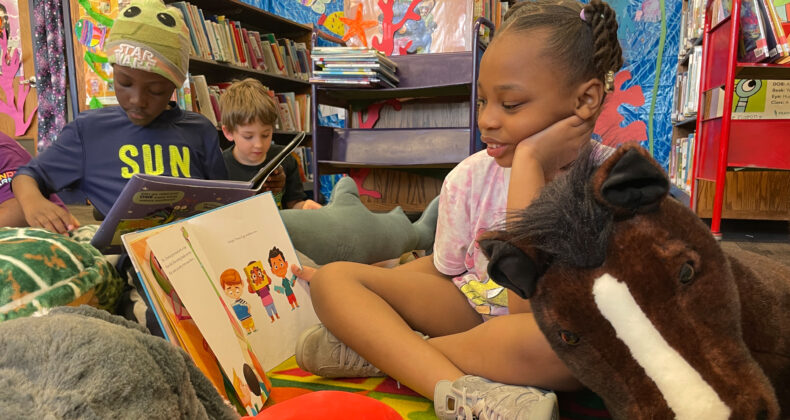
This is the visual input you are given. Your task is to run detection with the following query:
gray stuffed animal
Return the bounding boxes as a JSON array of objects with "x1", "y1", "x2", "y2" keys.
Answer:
[
  {"x1": 281, "y1": 176, "x2": 438, "y2": 265},
  {"x1": 0, "y1": 305, "x2": 239, "y2": 420}
]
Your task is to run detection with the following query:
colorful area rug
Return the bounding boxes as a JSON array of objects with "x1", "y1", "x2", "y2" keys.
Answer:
[{"x1": 266, "y1": 357, "x2": 611, "y2": 420}]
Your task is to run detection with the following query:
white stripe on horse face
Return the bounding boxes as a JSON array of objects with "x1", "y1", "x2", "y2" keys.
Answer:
[{"x1": 592, "y1": 273, "x2": 731, "y2": 420}]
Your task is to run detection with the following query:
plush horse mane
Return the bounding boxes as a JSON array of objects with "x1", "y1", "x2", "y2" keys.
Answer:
[
  {"x1": 480, "y1": 143, "x2": 789, "y2": 419},
  {"x1": 506, "y1": 144, "x2": 613, "y2": 268}
]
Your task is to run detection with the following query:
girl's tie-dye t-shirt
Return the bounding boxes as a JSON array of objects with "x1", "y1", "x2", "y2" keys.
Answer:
[{"x1": 433, "y1": 150, "x2": 511, "y2": 319}]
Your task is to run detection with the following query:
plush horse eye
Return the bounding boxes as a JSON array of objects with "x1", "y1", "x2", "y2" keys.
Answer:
[
  {"x1": 679, "y1": 261, "x2": 695, "y2": 284},
  {"x1": 559, "y1": 330, "x2": 580, "y2": 345}
]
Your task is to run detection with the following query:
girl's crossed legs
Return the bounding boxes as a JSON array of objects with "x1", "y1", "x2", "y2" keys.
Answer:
[{"x1": 307, "y1": 255, "x2": 580, "y2": 399}]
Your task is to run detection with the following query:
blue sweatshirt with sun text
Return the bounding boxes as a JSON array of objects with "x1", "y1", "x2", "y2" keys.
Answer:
[{"x1": 15, "y1": 103, "x2": 227, "y2": 216}]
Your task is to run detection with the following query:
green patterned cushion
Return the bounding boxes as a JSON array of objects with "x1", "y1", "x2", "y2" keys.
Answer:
[{"x1": 0, "y1": 227, "x2": 124, "y2": 322}]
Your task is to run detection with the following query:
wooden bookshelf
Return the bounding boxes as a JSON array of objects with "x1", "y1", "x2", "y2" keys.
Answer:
[
  {"x1": 309, "y1": 19, "x2": 494, "y2": 211},
  {"x1": 165, "y1": 0, "x2": 314, "y2": 182}
]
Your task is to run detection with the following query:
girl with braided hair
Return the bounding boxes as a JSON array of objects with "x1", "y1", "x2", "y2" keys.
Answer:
[{"x1": 293, "y1": 1, "x2": 624, "y2": 418}]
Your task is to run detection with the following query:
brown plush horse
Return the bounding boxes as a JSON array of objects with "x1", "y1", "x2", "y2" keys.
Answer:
[{"x1": 479, "y1": 143, "x2": 790, "y2": 420}]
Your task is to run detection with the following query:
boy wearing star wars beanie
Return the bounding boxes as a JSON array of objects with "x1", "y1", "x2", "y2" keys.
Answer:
[{"x1": 13, "y1": 0, "x2": 227, "y2": 234}]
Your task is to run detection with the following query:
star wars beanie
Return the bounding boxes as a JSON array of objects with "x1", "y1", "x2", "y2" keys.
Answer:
[{"x1": 105, "y1": 0, "x2": 190, "y2": 87}]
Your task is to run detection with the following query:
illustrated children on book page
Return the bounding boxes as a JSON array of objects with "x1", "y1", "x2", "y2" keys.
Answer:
[
  {"x1": 244, "y1": 260, "x2": 281, "y2": 323},
  {"x1": 144, "y1": 194, "x2": 319, "y2": 408}
]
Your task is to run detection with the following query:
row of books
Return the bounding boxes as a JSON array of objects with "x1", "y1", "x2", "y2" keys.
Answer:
[
  {"x1": 175, "y1": 74, "x2": 311, "y2": 132},
  {"x1": 310, "y1": 47, "x2": 399, "y2": 88},
  {"x1": 290, "y1": 146, "x2": 314, "y2": 184},
  {"x1": 678, "y1": 0, "x2": 706, "y2": 59},
  {"x1": 171, "y1": 1, "x2": 310, "y2": 80},
  {"x1": 668, "y1": 134, "x2": 695, "y2": 195},
  {"x1": 673, "y1": 45, "x2": 703, "y2": 122},
  {"x1": 738, "y1": 0, "x2": 790, "y2": 63}
]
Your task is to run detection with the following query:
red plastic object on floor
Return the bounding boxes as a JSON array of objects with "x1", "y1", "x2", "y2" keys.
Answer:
[{"x1": 245, "y1": 390, "x2": 403, "y2": 420}]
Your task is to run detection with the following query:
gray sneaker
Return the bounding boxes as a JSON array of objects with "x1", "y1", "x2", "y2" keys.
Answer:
[
  {"x1": 434, "y1": 375, "x2": 559, "y2": 420},
  {"x1": 294, "y1": 324, "x2": 385, "y2": 378}
]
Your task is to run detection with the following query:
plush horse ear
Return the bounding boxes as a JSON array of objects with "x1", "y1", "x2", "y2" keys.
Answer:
[
  {"x1": 593, "y1": 143, "x2": 669, "y2": 213},
  {"x1": 478, "y1": 231, "x2": 544, "y2": 300}
]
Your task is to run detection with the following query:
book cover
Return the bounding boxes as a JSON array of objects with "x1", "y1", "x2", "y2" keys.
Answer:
[
  {"x1": 755, "y1": 0, "x2": 782, "y2": 59},
  {"x1": 249, "y1": 31, "x2": 267, "y2": 71},
  {"x1": 91, "y1": 132, "x2": 307, "y2": 253},
  {"x1": 294, "y1": 42, "x2": 311, "y2": 79},
  {"x1": 764, "y1": 0, "x2": 790, "y2": 60},
  {"x1": 279, "y1": 45, "x2": 295, "y2": 77},
  {"x1": 314, "y1": 68, "x2": 399, "y2": 84},
  {"x1": 123, "y1": 192, "x2": 319, "y2": 415},
  {"x1": 122, "y1": 228, "x2": 231, "y2": 403},
  {"x1": 231, "y1": 21, "x2": 246, "y2": 66},
  {"x1": 191, "y1": 74, "x2": 219, "y2": 126},
  {"x1": 195, "y1": 7, "x2": 216, "y2": 60},
  {"x1": 741, "y1": 0, "x2": 772, "y2": 62},
  {"x1": 260, "y1": 40, "x2": 279, "y2": 75},
  {"x1": 171, "y1": 2, "x2": 200, "y2": 57},
  {"x1": 262, "y1": 33, "x2": 286, "y2": 74},
  {"x1": 242, "y1": 28, "x2": 259, "y2": 70},
  {"x1": 732, "y1": 79, "x2": 790, "y2": 119},
  {"x1": 186, "y1": 4, "x2": 210, "y2": 59},
  {"x1": 278, "y1": 102, "x2": 297, "y2": 131}
]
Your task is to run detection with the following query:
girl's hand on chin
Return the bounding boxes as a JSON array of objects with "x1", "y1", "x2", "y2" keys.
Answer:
[{"x1": 514, "y1": 115, "x2": 595, "y2": 179}]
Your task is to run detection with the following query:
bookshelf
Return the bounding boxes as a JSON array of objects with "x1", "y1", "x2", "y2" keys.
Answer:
[
  {"x1": 309, "y1": 19, "x2": 494, "y2": 212},
  {"x1": 165, "y1": 0, "x2": 313, "y2": 148},
  {"x1": 690, "y1": 0, "x2": 790, "y2": 236},
  {"x1": 669, "y1": 0, "x2": 706, "y2": 198}
]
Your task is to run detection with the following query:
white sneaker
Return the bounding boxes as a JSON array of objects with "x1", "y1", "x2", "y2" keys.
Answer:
[
  {"x1": 294, "y1": 324, "x2": 385, "y2": 378},
  {"x1": 434, "y1": 375, "x2": 559, "y2": 420}
]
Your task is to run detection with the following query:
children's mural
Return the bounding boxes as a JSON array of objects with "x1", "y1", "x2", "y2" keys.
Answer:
[
  {"x1": 68, "y1": 0, "x2": 129, "y2": 110},
  {"x1": 588, "y1": 0, "x2": 681, "y2": 167}
]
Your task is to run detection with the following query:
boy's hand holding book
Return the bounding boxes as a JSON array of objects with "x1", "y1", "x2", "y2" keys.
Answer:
[{"x1": 262, "y1": 166, "x2": 285, "y2": 194}]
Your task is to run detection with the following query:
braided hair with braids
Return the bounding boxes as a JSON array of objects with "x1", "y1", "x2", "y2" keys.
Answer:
[{"x1": 498, "y1": 0, "x2": 623, "y2": 95}]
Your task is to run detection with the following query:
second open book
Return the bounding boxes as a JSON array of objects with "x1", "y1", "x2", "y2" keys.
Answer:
[
  {"x1": 121, "y1": 192, "x2": 319, "y2": 416},
  {"x1": 92, "y1": 132, "x2": 307, "y2": 254}
]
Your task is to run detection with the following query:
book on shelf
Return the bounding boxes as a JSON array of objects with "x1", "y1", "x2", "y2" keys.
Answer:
[
  {"x1": 90, "y1": 132, "x2": 307, "y2": 254},
  {"x1": 312, "y1": 46, "x2": 397, "y2": 69},
  {"x1": 311, "y1": 46, "x2": 399, "y2": 88},
  {"x1": 291, "y1": 146, "x2": 314, "y2": 183},
  {"x1": 121, "y1": 191, "x2": 319, "y2": 416},
  {"x1": 673, "y1": 45, "x2": 702, "y2": 121},
  {"x1": 737, "y1": 0, "x2": 790, "y2": 62},
  {"x1": 700, "y1": 79, "x2": 790, "y2": 119},
  {"x1": 171, "y1": 1, "x2": 309, "y2": 76},
  {"x1": 668, "y1": 134, "x2": 695, "y2": 194},
  {"x1": 739, "y1": 0, "x2": 771, "y2": 62},
  {"x1": 190, "y1": 74, "x2": 218, "y2": 126}
]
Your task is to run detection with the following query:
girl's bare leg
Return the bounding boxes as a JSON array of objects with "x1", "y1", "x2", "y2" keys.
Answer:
[
  {"x1": 309, "y1": 256, "x2": 483, "y2": 398},
  {"x1": 309, "y1": 255, "x2": 581, "y2": 398},
  {"x1": 429, "y1": 313, "x2": 583, "y2": 391}
]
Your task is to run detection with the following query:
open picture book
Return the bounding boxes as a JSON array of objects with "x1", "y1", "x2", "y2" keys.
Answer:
[
  {"x1": 121, "y1": 191, "x2": 319, "y2": 416},
  {"x1": 92, "y1": 132, "x2": 307, "y2": 254}
]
